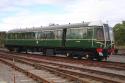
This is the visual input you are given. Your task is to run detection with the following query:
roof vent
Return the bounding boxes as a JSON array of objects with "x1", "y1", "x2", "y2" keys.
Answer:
[{"x1": 49, "y1": 23, "x2": 55, "y2": 26}]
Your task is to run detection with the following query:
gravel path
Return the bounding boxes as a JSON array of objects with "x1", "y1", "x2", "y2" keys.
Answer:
[{"x1": 108, "y1": 55, "x2": 125, "y2": 63}]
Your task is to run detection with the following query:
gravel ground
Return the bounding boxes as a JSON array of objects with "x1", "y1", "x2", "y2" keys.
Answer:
[{"x1": 108, "y1": 54, "x2": 125, "y2": 63}]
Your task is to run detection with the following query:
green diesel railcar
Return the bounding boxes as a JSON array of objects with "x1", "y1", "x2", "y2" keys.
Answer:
[{"x1": 5, "y1": 22, "x2": 113, "y2": 61}]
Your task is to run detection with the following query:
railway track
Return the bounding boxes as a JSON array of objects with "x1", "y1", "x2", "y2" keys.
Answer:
[
  {"x1": 0, "y1": 51, "x2": 125, "y2": 83},
  {"x1": 0, "y1": 58, "x2": 51, "y2": 83},
  {"x1": 0, "y1": 58, "x2": 88, "y2": 83},
  {"x1": 1, "y1": 49, "x2": 125, "y2": 68},
  {"x1": 0, "y1": 61, "x2": 37, "y2": 83},
  {"x1": 4, "y1": 50, "x2": 125, "y2": 71}
]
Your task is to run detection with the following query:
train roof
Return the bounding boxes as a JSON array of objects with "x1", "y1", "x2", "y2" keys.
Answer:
[
  {"x1": 0, "y1": 31, "x2": 6, "y2": 33},
  {"x1": 8, "y1": 22, "x2": 105, "y2": 33}
]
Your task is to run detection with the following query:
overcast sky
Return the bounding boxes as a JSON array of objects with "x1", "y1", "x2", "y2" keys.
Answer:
[{"x1": 0, "y1": 0, "x2": 125, "y2": 31}]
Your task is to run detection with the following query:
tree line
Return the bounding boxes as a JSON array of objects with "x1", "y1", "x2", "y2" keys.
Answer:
[{"x1": 113, "y1": 21, "x2": 125, "y2": 45}]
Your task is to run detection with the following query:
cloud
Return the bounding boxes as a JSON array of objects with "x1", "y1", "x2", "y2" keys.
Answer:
[
  {"x1": 0, "y1": 12, "x2": 75, "y2": 31},
  {"x1": 64, "y1": 0, "x2": 125, "y2": 25},
  {"x1": 0, "y1": 0, "x2": 68, "y2": 8},
  {"x1": 0, "y1": 0, "x2": 125, "y2": 31},
  {"x1": 0, "y1": 10, "x2": 85, "y2": 31}
]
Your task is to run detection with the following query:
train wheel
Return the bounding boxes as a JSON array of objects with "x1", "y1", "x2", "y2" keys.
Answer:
[
  {"x1": 66, "y1": 52, "x2": 73, "y2": 58},
  {"x1": 78, "y1": 55, "x2": 82, "y2": 59},
  {"x1": 84, "y1": 52, "x2": 93, "y2": 60},
  {"x1": 8, "y1": 48, "x2": 14, "y2": 52},
  {"x1": 42, "y1": 49, "x2": 46, "y2": 56},
  {"x1": 66, "y1": 53, "x2": 69, "y2": 57},
  {"x1": 97, "y1": 56, "x2": 103, "y2": 61}
]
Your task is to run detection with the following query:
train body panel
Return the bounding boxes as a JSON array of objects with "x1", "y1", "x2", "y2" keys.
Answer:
[
  {"x1": 6, "y1": 39, "x2": 100, "y2": 48},
  {"x1": 65, "y1": 39, "x2": 95, "y2": 48}
]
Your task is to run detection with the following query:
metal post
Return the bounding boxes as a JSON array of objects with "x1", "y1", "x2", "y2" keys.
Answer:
[
  {"x1": 102, "y1": 24, "x2": 106, "y2": 48},
  {"x1": 13, "y1": 58, "x2": 16, "y2": 83},
  {"x1": 92, "y1": 26, "x2": 94, "y2": 47}
]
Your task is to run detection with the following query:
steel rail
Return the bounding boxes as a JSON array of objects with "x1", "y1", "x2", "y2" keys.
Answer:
[
  {"x1": 0, "y1": 58, "x2": 52, "y2": 83},
  {"x1": 0, "y1": 57, "x2": 89, "y2": 83},
  {"x1": 1, "y1": 50, "x2": 125, "y2": 68},
  {"x1": 0, "y1": 54, "x2": 124, "y2": 83},
  {"x1": 14, "y1": 57, "x2": 125, "y2": 83},
  {"x1": 6, "y1": 54, "x2": 125, "y2": 80}
]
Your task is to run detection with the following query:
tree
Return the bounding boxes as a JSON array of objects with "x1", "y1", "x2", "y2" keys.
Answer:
[{"x1": 113, "y1": 21, "x2": 125, "y2": 45}]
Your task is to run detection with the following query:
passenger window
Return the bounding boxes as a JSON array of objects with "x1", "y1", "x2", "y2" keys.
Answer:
[
  {"x1": 96, "y1": 28, "x2": 104, "y2": 40},
  {"x1": 55, "y1": 30, "x2": 62, "y2": 39},
  {"x1": 66, "y1": 27, "x2": 94, "y2": 39},
  {"x1": 66, "y1": 28, "x2": 83, "y2": 39},
  {"x1": 14, "y1": 33, "x2": 18, "y2": 39},
  {"x1": 37, "y1": 32, "x2": 45, "y2": 39},
  {"x1": 87, "y1": 28, "x2": 93, "y2": 39},
  {"x1": 45, "y1": 31, "x2": 55, "y2": 39}
]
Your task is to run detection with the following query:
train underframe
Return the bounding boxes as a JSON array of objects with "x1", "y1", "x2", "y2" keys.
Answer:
[{"x1": 6, "y1": 45, "x2": 108, "y2": 61}]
